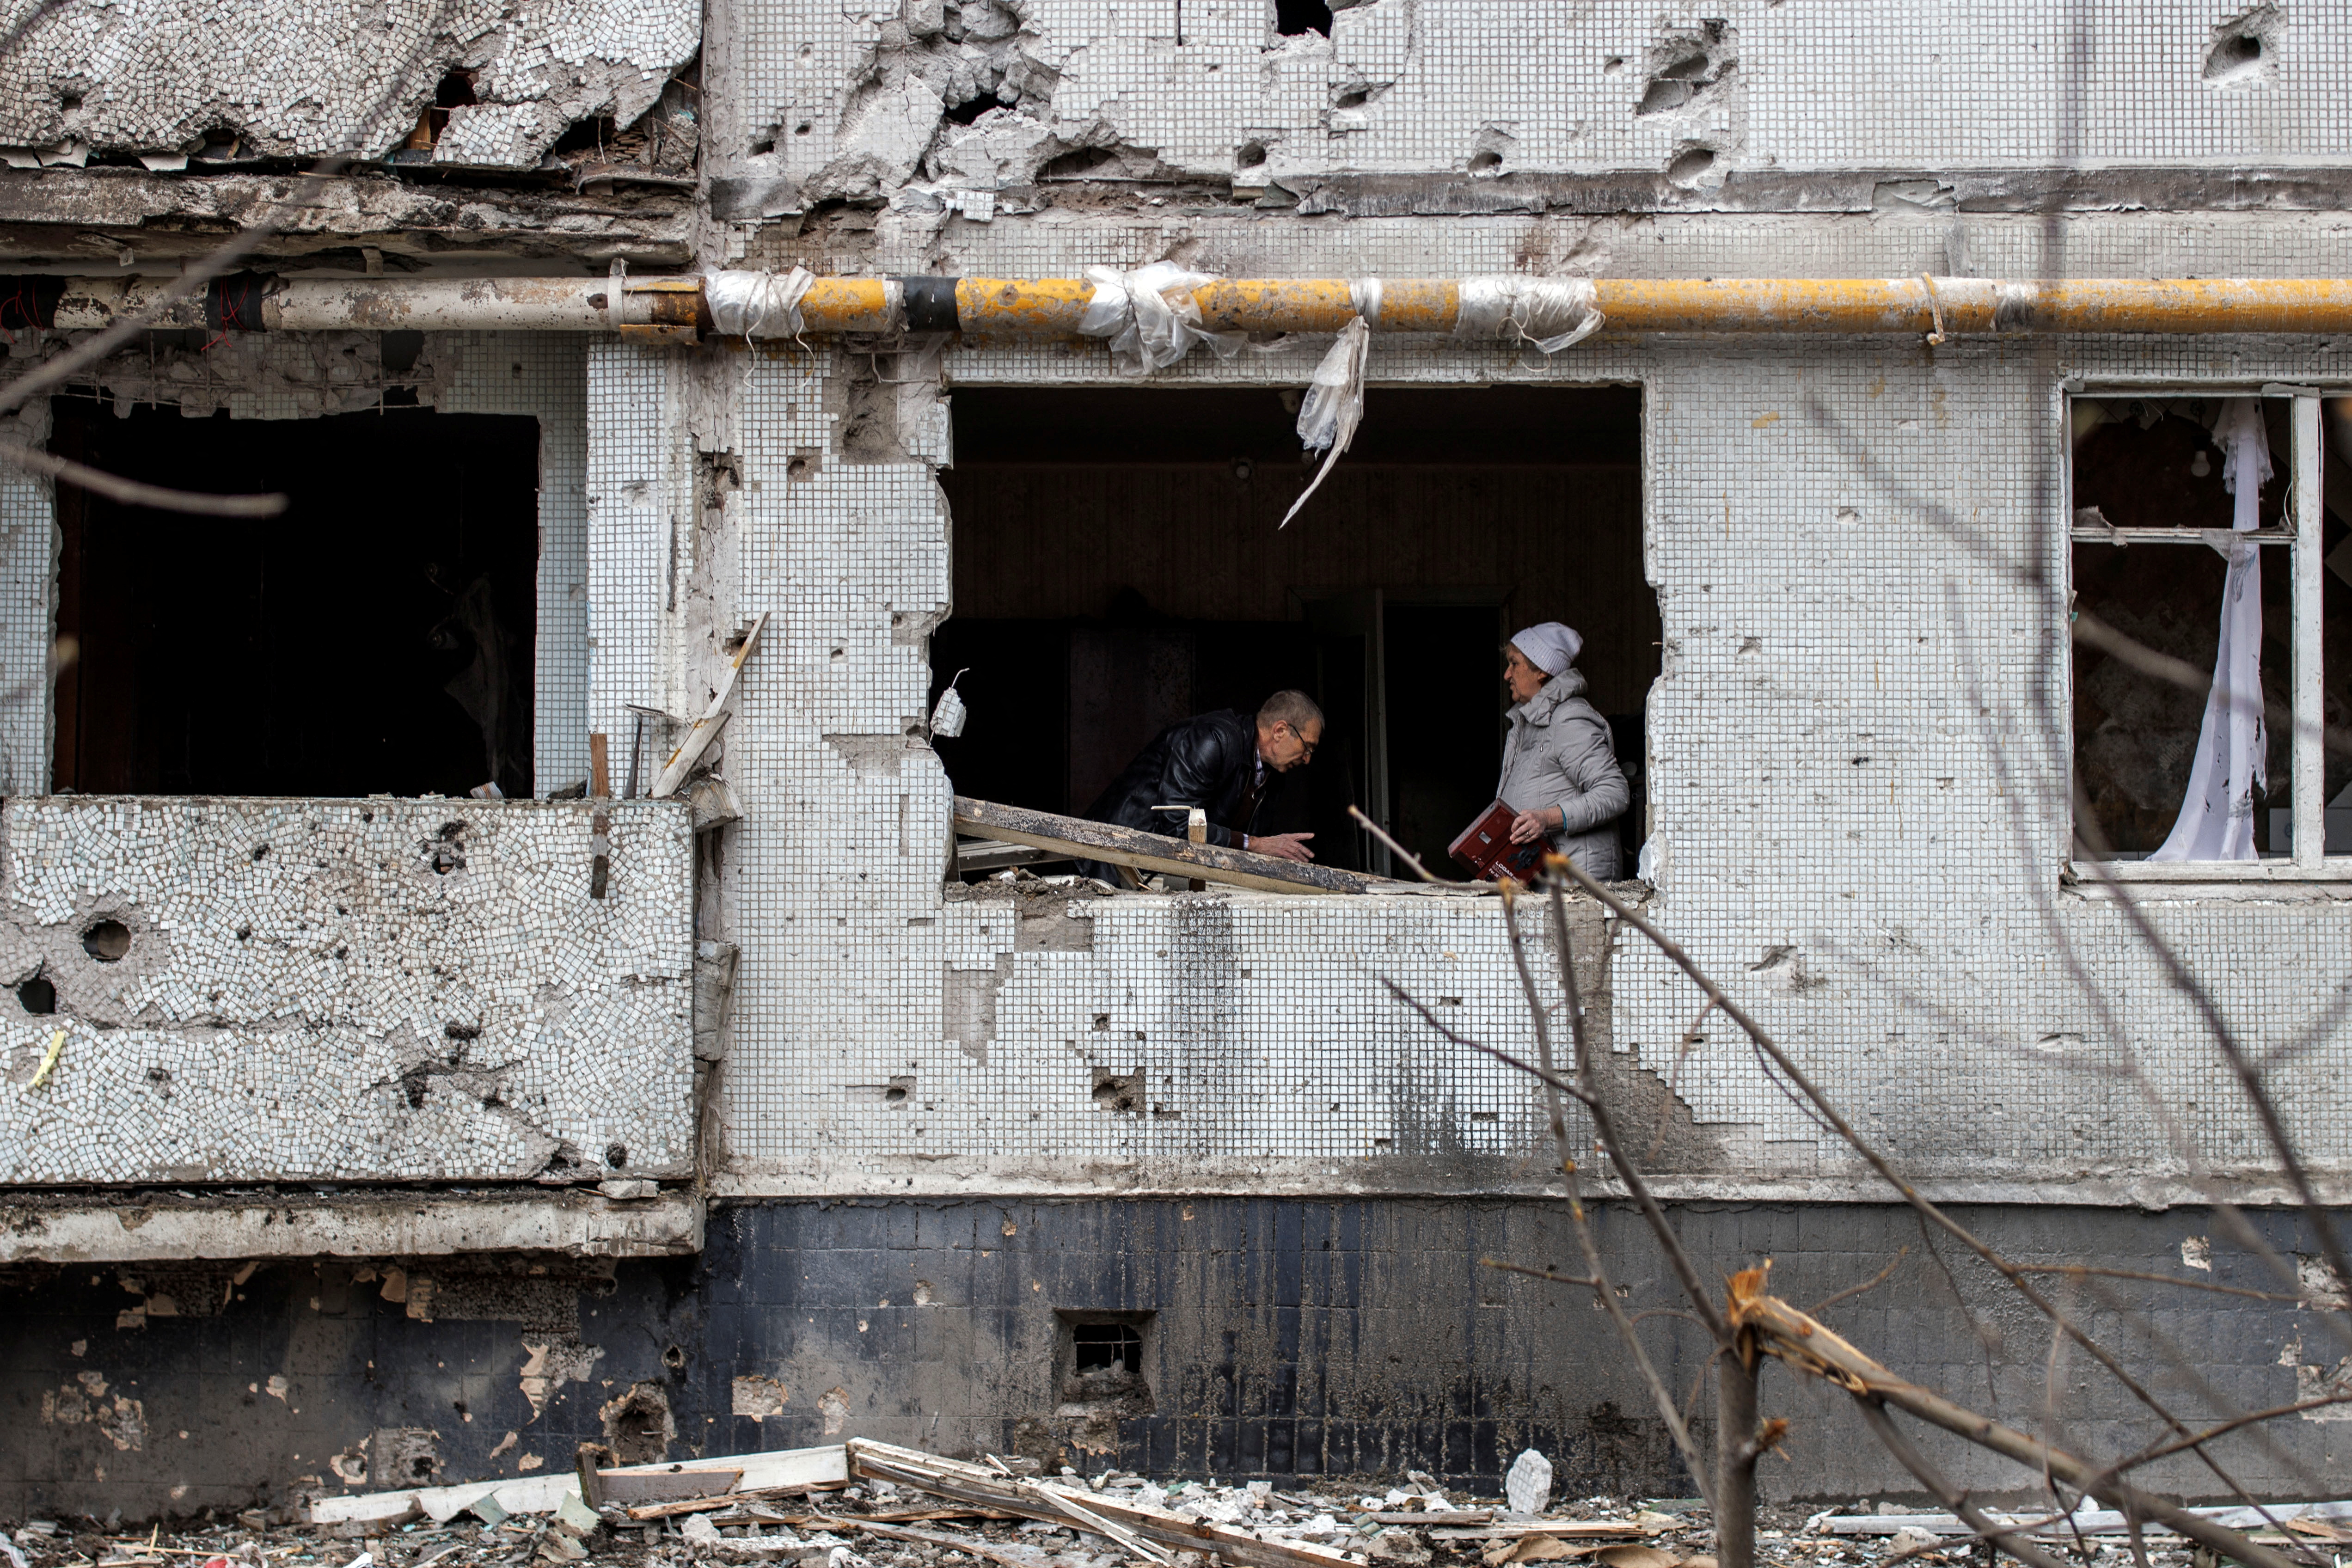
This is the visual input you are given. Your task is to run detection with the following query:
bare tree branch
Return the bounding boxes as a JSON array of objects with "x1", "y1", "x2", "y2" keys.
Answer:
[
  {"x1": 1733, "y1": 1285, "x2": 2304, "y2": 1568},
  {"x1": 1492, "y1": 892, "x2": 1719, "y2": 1512},
  {"x1": 0, "y1": 441, "x2": 288, "y2": 517},
  {"x1": 1850, "y1": 1397, "x2": 2078, "y2": 1568}
]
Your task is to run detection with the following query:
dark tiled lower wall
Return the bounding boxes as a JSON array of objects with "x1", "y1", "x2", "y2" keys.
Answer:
[{"x1": 2, "y1": 1200, "x2": 2339, "y2": 1521}]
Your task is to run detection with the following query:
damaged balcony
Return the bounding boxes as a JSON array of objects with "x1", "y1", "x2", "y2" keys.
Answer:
[
  {"x1": 2, "y1": 394, "x2": 707, "y2": 1263},
  {"x1": 0, "y1": 793, "x2": 700, "y2": 1259}
]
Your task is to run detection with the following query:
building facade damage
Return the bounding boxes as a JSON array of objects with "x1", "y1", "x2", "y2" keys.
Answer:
[{"x1": 2, "y1": 0, "x2": 2351, "y2": 1531}]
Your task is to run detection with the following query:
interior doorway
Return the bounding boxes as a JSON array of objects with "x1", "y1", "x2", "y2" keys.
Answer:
[
  {"x1": 50, "y1": 402, "x2": 541, "y2": 799},
  {"x1": 933, "y1": 384, "x2": 1653, "y2": 877}
]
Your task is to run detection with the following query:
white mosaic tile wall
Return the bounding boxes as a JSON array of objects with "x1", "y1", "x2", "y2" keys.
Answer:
[
  {"x1": 736, "y1": 0, "x2": 2337, "y2": 189},
  {"x1": 0, "y1": 0, "x2": 698, "y2": 166},
  {"x1": 586, "y1": 342, "x2": 697, "y2": 752},
  {"x1": 0, "y1": 398, "x2": 55, "y2": 800},
  {"x1": 680, "y1": 319, "x2": 2352, "y2": 1199},
  {"x1": 0, "y1": 796, "x2": 695, "y2": 1185},
  {"x1": 439, "y1": 332, "x2": 595, "y2": 796}
]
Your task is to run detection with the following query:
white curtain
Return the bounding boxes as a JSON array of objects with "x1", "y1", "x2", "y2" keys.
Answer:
[{"x1": 2150, "y1": 398, "x2": 2272, "y2": 862}]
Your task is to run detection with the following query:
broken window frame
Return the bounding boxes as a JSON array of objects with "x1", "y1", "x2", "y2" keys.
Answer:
[{"x1": 2064, "y1": 382, "x2": 2335, "y2": 880}]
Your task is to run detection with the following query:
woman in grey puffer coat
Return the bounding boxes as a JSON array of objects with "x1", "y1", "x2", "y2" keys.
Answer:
[{"x1": 1497, "y1": 621, "x2": 1629, "y2": 879}]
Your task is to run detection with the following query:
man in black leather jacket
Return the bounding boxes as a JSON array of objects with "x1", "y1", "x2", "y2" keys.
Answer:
[{"x1": 1078, "y1": 691, "x2": 1323, "y2": 881}]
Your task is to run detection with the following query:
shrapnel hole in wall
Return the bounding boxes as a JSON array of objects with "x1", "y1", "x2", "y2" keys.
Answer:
[
  {"x1": 931, "y1": 386, "x2": 1654, "y2": 876},
  {"x1": 49, "y1": 402, "x2": 540, "y2": 799},
  {"x1": 81, "y1": 920, "x2": 129, "y2": 962}
]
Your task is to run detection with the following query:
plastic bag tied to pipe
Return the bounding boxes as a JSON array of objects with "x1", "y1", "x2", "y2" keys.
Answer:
[
  {"x1": 1452, "y1": 276, "x2": 1603, "y2": 353},
  {"x1": 705, "y1": 266, "x2": 816, "y2": 337},
  {"x1": 1076, "y1": 262, "x2": 1244, "y2": 374},
  {"x1": 1281, "y1": 315, "x2": 1371, "y2": 528}
]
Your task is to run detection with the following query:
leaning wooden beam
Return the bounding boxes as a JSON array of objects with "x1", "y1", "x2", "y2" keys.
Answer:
[
  {"x1": 846, "y1": 1438, "x2": 1365, "y2": 1568},
  {"x1": 952, "y1": 796, "x2": 1396, "y2": 895},
  {"x1": 1728, "y1": 1286, "x2": 2300, "y2": 1568}
]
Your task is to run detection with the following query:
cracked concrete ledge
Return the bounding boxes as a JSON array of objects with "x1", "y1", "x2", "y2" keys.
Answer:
[
  {"x1": 0, "y1": 169, "x2": 692, "y2": 263},
  {"x1": 0, "y1": 1187, "x2": 704, "y2": 1262},
  {"x1": 1281, "y1": 164, "x2": 2352, "y2": 219},
  {"x1": 706, "y1": 1156, "x2": 2352, "y2": 1211}
]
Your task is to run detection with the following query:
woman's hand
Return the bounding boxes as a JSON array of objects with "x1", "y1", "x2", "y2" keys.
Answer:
[{"x1": 1509, "y1": 807, "x2": 1556, "y2": 844}]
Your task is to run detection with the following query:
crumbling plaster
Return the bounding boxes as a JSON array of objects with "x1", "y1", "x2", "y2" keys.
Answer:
[
  {"x1": 0, "y1": 796, "x2": 696, "y2": 1186},
  {"x1": 734, "y1": 0, "x2": 2335, "y2": 217},
  {"x1": 0, "y1": 0, "x2": 700, "y2": 170}
]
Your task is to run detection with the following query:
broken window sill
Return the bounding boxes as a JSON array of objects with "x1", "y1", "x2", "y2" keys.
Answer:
[{"x1": 2068, "y1": 857, "x2": 2352, "y2": 886}]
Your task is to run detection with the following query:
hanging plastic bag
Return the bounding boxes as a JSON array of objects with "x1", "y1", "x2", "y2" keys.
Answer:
[{"x1": 1280, "y1": 317, "x2": 1370, "y2": 528}]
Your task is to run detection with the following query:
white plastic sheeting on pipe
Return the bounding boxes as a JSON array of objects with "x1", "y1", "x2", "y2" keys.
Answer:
[
  {"x1": 705, "y1": 266, "x2": 815, "y2": 337},
  {"x1": 1281, "y1": 315, "x2": 1371, "y2": 528},
  {"x1": 1452, "y1": 276, "x2": 1604, "y2": 354},
  {"x1": 1075, "y1": 262, "x2": 1244, "y2": 373},
  {"x1": 2152, "y1": 397, "x2": 2272, "y2": 862}
]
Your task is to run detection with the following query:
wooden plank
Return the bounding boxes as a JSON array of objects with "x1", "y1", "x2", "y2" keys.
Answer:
[
  {"x1": 848, "y1": 1438, "x2": 1364, "y2": 1568},
  {"x1": 654, "y1": 612, "x2": 768, "y2": 797},
  {"x1": 953, "y1": 796, "x2": 1396, "y2": 896},
  {"x1": 595, "y1": 1467, "x2": 742, "y2": 1505},
  {"x1": 604, "y1": 1443, "x2": 847, "y2": 1493}
]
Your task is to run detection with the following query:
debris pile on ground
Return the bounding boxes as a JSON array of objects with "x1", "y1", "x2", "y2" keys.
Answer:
[{"x1": 10, "y1": 1442, "x2": 2346, "y2": 1568}]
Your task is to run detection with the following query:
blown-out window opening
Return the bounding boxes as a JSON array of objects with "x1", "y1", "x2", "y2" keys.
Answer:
[{"x1": 2067, "y1": 389, "x2": 2350, "y2": 876}]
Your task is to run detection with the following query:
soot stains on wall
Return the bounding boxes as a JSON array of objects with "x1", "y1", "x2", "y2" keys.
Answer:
[{"x1": 1, "y1": 1200, "x2": 2337, "y2": 1519}]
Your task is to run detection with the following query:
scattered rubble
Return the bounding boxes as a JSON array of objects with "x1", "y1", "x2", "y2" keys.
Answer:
[{"x1": 13, "y1": 1441, "x2": 2333, "y2": 1568}]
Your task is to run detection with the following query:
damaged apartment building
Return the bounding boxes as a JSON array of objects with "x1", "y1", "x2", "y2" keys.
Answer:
[{"x1": 4, "y1": 0, "x2": 2352, "y2": 1522}]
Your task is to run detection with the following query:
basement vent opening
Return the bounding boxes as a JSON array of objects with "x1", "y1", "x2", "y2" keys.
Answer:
[
  {"x1": 1055, "y1": 1310, "x2": 1155, "y2": 1413},
  {"x1": 1072, "y1": 1320, "x2": 1142, "y2": 1375}
]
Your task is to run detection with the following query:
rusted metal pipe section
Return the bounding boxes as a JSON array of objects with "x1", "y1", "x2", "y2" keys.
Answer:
[{"x1": 12, "y1": 273, "x2": 2352, "y2": 339}]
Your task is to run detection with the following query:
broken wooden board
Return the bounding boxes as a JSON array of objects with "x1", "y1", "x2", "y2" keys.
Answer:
[
  {"x1": 595, "y1": 1466, "x2": 742, "y2": 1505},
  {"x1": 623, "y1": 1491, "x2": 946, "y2": 1524},
  {"x1": 1436, "y1": 1524, "x2": 1642, "y2": 1543},
  {"x1": 952, "y1": 796, "x2": 1399, "y2": 896},
  {"x1": 313, "y1": 1443, "x2": 846, "y2": 1526},
  {"x1": 848, "y1": 1438, "x2": 1365, "y2": 1568},
  {"x1": 654, "y1": 611, "x2": 767, "y2": 797}
]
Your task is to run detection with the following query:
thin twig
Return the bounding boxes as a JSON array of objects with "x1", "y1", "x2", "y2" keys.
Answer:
[
  {"x1": 1542, "y1": 877, "x2": 1735, "y2": 1351},
  {"x1": 1479, "y1": 1257, "x2": 1599, "y2": 1288},
  {"x1": 0, "y1": 442, "x2": 288, "y2": 517},
  {"x1": 2096, "y1": 1395, "x2": 2352, "y2": 1476},
  {"x1": 1348, "y1": 803, "x2": 1445, "y2": 883},
  {"x1": 2074, "y1": 608, "x2": 2352, "y2": 759},
  {"x1": 1807, "y1": 1248, "x2": 1909, "y2": 1316},
  {"x1": 2009, "y1": 1265, "x2": 2309, "y2": 1304}
]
